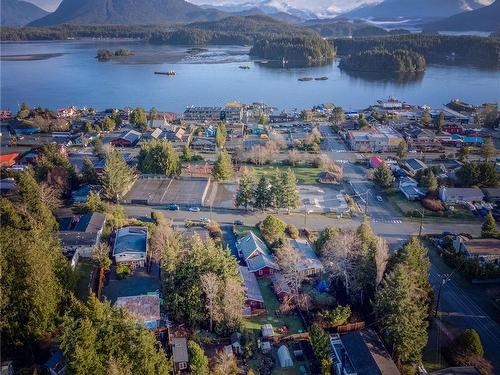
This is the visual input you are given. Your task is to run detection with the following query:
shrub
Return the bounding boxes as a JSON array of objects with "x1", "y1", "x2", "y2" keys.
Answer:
[
  {"x1": 116, "y1": 264, "x2": 131, "y2": 279},
  {"x1": 259, "y1": 215, "x2": 286, "y2": 244},
  {"x1": 422, "y1": 197, "x2": 444, "y2": 212},
  {"x1": 286, "y1": 224, "x2": 299, "y2": 239},
  {"x1": 450, "y1": 329, "x2": 484, "y2": 357}
]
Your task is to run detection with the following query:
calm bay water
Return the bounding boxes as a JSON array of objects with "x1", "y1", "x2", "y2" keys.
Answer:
[{"x1": 1, "y1": 39, "x2": 499, "y2": 112}]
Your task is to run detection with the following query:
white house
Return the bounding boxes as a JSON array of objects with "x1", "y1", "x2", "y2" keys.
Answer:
[
  {"x1": 112, "y1": 226, "x2": 148, "y2": 267},
  {"x1": 439, "y1": 187, "x2": 484, "y2": 204}
]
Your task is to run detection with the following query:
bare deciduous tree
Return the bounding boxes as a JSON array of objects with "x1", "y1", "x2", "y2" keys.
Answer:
[
  {"x1": 201, "y1": 272, "x2": 221, "y2": 332},
  {"x1": 92, "y1": 242, "x2": 111, "y2": 267},
  {"x1": 375, "y1": 238, "x2": 389, "y2": 287},
  {"x1": 221, "y1": 278, "x2": 245, "y2": 330},
  {"x1": 288, "y1": 150, "x2": 301, "y2": 166},
  {"x1": 321, "y1": 230, "x2": 361, "y2": 297},
  {"x1": 39, "y1": 182, "x2": 63, "y2": 210},
  {"x1": 275, "y1": 245, "x2": 306, "y2": 308},
  {"x1": 213, "y1": 350, "x2": 238, "y2": 375},
  {"x1": 150, "y1": 219, "x2": 181, "y2": 272}
]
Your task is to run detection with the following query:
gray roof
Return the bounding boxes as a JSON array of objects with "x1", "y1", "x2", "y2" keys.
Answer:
[
  {"x1": 172, "y1": 337, "x2": 189, "y2": 363},
  {"x1": 406, "y1": 158, "x2": 427, "y2": 172},
  {"x1": 237, "y1": 231, "x2": 269, "y2": 260},
  {"x1": 239, "y1": 266, "x2": 264, "y2": 303},
  {"x1": 289, "y1": 239, "x2": 324, "y2": 274},
  {"x1": 246, "y1": 253, "x2": 278, "y2": 272},
  {"x1": 58, "y1": 231, "x2": 98, "y2": 247},
  {"x1": 74, "y1": 212, "x2": 106, "y2": 233},
  {"x1": 341, "y1": 329, "x2": 400, "y2": 375},
  {"x1": 113, "y1": 226, "x2": 148, "y2": 256}
]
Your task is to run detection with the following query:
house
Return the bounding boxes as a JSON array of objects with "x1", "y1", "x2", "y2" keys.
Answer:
[
  {"x1": 404, "y1": 158, "x2": 427, "y2": 176},
  {"x1": 443, "y1": 124, "x2": 465, "y2": 134},
  {"x1": 399, "y1": 177, "x2": 426, "y2": 201},
  {"x1": 58, "y1": 212, "x2": 106, "y2": 263},
  {"x1": 439, "y1": 187, "x2": 484, "y2": 204},
  {"x1": 369, "y1": 156, "x2": 384, "y2": 169},
  {"x1": 204, "y1": 125, "x2": 216, "y2": 138},
  {"x1": 110, "y1": 130, "x2": 142, "y2": 147},
  {"x1": 172, "y1": 337, "x2": 189, "y2": 373},
  {"x1": 261, "y1": 324, "x2": 274, "y2": 339},
  {"x1": 239, "y1": 266, "x2": 264, "y2": 312},
  {"x1": 483, "y1": 188, "x2": 500, "y2": 203},
  {"x1": 0, "y1": 153, "x2": 19, "y2": 168},
  {"x1": 453, "y1": 236, "x2": 500, "y2": 264},
  {"x1": 115, "y1": 294, "x2": 161, "y2": 329},
  {"x1": 57, "y1": 107, "x2": 76, "y2": 118},
  {"x1": 71, "y1": 184, "x2": 98, "y2": 203},
  {"x1": 0, "y1": 178, "x2": 16, "y2": 194},
  {"x1": 112, "y1": 226, "x2": 148, "y2": 267},
  {"x1": 277, "y1": 345, "x2": 293, "y2": 368},
  {"x1": 191, "y1": 138, "x2": 216, "y2": 152},
  {"x1": 236, "y1": 231, "x2": 279, "y2": 277},
  {"x1": 289, "y1": 239, "x2": 324, "y2": 276}
]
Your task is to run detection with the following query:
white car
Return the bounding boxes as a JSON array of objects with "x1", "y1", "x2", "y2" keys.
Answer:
[
  {"x1": 189, "y1": 207, "x2": 201, "y2": 212},
  {"x1": 376, "y1": 195, "x2": 383, "y2": 202},
  {"x1": 200, "y1": 217, "x2": 210, "y2": 223}
]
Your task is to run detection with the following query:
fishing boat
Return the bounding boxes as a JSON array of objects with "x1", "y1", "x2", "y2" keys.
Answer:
[
  {"x1": 238, "y1": 65, "x2": 250, "y2": 70},
  {"x1": 154, "y1": 70, "x2": 176, "y2": 76},
  {"x1": 314, "y1": 76, "x2": 328, "y2": 81},
  {"x1": 298, "y1": 77, "x2": 313, "y2": 82}
]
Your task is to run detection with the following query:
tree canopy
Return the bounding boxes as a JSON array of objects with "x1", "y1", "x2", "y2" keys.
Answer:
[
  {"x1": 101, "y1": 149, "x2": 136, "y2": 202},
  {"x1": 138, "y1": 139, "x2": 181, "y2": 176}
]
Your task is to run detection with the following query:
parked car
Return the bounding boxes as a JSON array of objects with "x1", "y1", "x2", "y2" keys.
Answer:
[
  {"x1": 234, "y1": 220, "x2": 243, "y2": 226},
  {"x1": 167, "y1": 204, "x2": 179, "y2": 211},
  {"x1": 189, "y1": 207, "x2": 201, "y2": 212}
]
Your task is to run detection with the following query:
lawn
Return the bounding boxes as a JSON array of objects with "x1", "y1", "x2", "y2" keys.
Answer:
[
  {"x1": 74, "y1": 259, "x2": 95, "y2": 301},
  {"x1": 253, "y1": 165, "x2": 321, "y2": 185},
  {"x1": 233, "y1": 225, "x2": 264, "y2": 240},
  {"x1": 243, "y1": 278, "x2": 304, "y2": 335}
]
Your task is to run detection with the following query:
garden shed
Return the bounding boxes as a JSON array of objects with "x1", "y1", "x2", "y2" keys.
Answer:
[{"x1": 277, "y1": 345, "x2": 293, "y2": 368}]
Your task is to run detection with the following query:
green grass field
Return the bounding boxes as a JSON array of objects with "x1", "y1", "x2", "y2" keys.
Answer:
[
  {"x1": 252, "y1": 165, "x2": 321, "y2": 185},
  {"x1": 74, "y1": 259, "x2": 95, "y2": 301}
]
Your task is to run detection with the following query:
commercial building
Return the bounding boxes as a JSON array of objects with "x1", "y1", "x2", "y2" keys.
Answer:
[
  {"x1": 348, "y1": 127, "x2": 403, "y2": 152},
  {"x1": 183, "y1": 106, "x2": 222, "y2": 122}
]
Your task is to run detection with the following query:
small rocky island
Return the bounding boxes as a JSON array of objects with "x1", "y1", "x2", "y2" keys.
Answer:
[
  {"x1": 339, "y1": 48, "x2": 426, "y2": 73},
  {"x1": 96, "y1": 48, "x2": 132, "y2": 61}
]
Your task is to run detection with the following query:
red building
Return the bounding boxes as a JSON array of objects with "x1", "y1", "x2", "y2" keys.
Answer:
[
  {"x1": 239, "y1": 266, "x2": 264, "y2": 311},
  {"x1": 110, "y1": 130, "x2": 142, "y2": 147},
  {"x1": 237, "y1": 231, "x2": 279, "y2": 277},
  {"x1": 443, "y1": 124, "x2": 465, "y2": 134}
]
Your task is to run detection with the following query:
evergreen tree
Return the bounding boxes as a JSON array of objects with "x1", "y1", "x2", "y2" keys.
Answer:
[
  {"x1": 130, "y1": 107, "x2": 148, "y2": 130},
  {"x1": 60, "y1": 295, "x2": 170, "y2": 375},
  {"x1": 82, "y1": 156, "x2": 98, "y2": 184},
  {"x1": 260, "y1": 215, "x2": 286, "y2": 244},
  {"x1": 100, "y1": 116, "x2": 116, "y2": 132},
  {"x1": 281, "y1": 168, "x2": 301, "y2": 213},
  {"x1": 331, "y1": 107, "x2": 345, "y2": 125},
  {"x1": 375, "y1": 264, "x2": 428, "y2": 366},
  {"x1": 101, "y1": 149, "x2": 135, "y2": 202},
  {"x1": 182, "y1": 144, "x2": 192, "y2": 161},
  {"x1": 212, "y1": 151, "x2": 234, "y2": 181},
  {"x1": 269, "y1": 168, "x2": 285, "y2": 210},
  {"x1": 457, "y1": 146, "x2": 470, "y2": 162},
  {"x1": 17, "y1": 102, "x2": 30, "y2": 119},
  {"x1": 420, "y1": 169, "x2": 438, "y2": 192},
  {"x1": 149, "y1": 107, "x2": 159, "y2": 121},
  {"x1": 481, "y1": 212, "x2": 498, "y2": 238},
  {"x1": 309, "y1": 324, "x2": 332, "y2": 375},
  {"x1": 480, "y1": 137, "x2": 496, "y2": 161},
  {"x1": 374, "y1": 163, "x2": 394, "y2": 189},
  {"x1": 421, "y1": 110, "x2": 432, "y2": 127},
  {"x1": 215, "y1": 122, "x2": 227, "y2": 149},
  {"x1": 138, "y1": 139, "x2": 181, "y2": 176},
  {"x1": 235, "y1": 169, "x2": 255, "y2": 210},
  {"x1": 188, "y1": 340, "x2": 209, "y2": 375},
  {"x1": 451, "y1": 329, "x2": 484, "y2": 357},
  {"x1": 253, "y1": 176, "x2": 270, "y2": 211},
  {"x1": 435, "y1": 112, "x2": 445, "y2": 132},
  {"x1": 397, "y1": 140, "x2": 409, "y2": 159}
]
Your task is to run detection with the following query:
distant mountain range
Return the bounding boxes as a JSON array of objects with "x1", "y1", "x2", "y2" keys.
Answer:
[
  {"x1": 343, "y1": 0, "x2": 487, "y2": 20},
  {"x1": 424, "y1": 0, "x2": 500, "y2": 32},
  {"x1": 1, "y1": 0, "x2": 49, "y2": 26},
  {"x1": 29, "y1": 0, "x2": 228, "y2": 26}
]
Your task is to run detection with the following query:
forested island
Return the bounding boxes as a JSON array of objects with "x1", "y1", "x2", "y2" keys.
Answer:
[
  {"x1": 250, "y1": 36, "x2": 336, "y2": 65},
  {"x1": 96, "y1": 48, "x2": 132, "y2": 61},
  {"x1": 339, "y1": 48, "x2": 426, "y2": 73},
  {"x1": 332, "y1": 34, "x2": 500, "y2": 68}
]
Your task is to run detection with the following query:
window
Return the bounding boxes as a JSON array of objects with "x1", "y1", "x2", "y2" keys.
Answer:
[
  {"x1": 259, "y1": 270, "x2": 263, "y2": 276},
  {"x1": 178, "y1": 362, "x2": 187, "y2": 370}
]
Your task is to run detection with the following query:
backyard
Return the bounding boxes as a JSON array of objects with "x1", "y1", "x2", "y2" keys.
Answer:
[{"x1": 74, "y1": 259, "x2": 95, "y2": 301}]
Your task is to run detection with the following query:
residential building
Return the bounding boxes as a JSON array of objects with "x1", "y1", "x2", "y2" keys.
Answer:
[
  {"x1": 404, "y1": 159, "x2": 428, "y2": 176},
  {"x1": 239, "y1": 266, "x2": 264, "y2": 313},
  {"x1": 483, "y1": 188, "x2": 500, "y2": 203},
  {"x1": 270, "y1": 272, "x2": 291, "y2": 300},
  {"x1": 236, "y1": 231, "x2": 279, "y2": 277},
  {"x1": 0, "y1": 178, "x2": 16, "y2": 194},
  {"x1": 183, "y1": 106, "x2": 222, "y2": 122},
  {"x1": 115, "y1": 294, "x2": 161, "y2": 329},
  {"x1": 112, "y1": 226, "x2": 148, "y2": 267},
  {"x1": 172, "y1": 337, "x2": 189, "y2": 373},
  {"x1": 439, "y1": 187, "x2": 484, "y2": 204},
  {"x1": 56, "y1": 107, "x2": 76, "y2": 118},
  {"x1": 399, "y1": 177, "x2": 426, "y2": 201},
  {"x1": 369, "y1": 156, "x2": 384, "y2": 169},
  {"x1": 453, "y1": 236, "x2": 500, "y2": 264},
  {"x1": 261, "y1": 324, "x2": 274, "y2": 339},
  {"x1": 330, "y1": 329, "x2": 401, "y2": 375},
  {"x1": 377, "y1": 97, "x2": 403, "y2": 110},
  {"x1": 110, "y1": 130, "x2": 142, "y2": 147},
  {"x1": 222, "y1": 106, "x2": 244, "y2": 123},
  {"x1": 289, "y1": 239, "x2": 324, "y2": 276},
  {"x1": 71, "y1": 184, "x2": 98, "y2": 203}
]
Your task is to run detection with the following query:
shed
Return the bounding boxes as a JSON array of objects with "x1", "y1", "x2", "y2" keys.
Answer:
[
  {"x1": 231, "y1": 332, "x2": 242, "y2": 354},
  {"x1": 277, "y1": 345, "x2": 293, "y2": 368},
  {"x1": 172, "y1": 337, "x2": 189, "y2": 372}
]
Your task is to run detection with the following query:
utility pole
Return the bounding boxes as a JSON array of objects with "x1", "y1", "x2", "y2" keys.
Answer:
[
  {"x1": 417, "y1": 209, "x2": 424, "y2": 237},
  {"x1": 304, "y1": 203, "x2": 308, "y2": 227}
]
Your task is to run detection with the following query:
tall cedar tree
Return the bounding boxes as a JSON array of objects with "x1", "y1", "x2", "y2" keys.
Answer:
[
  {"x1": 235, "y1": 169, "x2": 255, "y2": 210},
  {"x1": 481, "y1": 211, "x2": 498, "y2": 238},
  {"x1": 254, "y1": 175, "x2": 270, "y2": 210},
  {"x1": 138, "y1": 139, "x2": 181, "y2": 176},
  {"x1": 101, "y1": 149, "x2": 135, "y2": 202},
  {"x1": 374, "y1": 163, "x2": 394, "y2": 189},
  {"x1": 212, "y1": 151, "x2": 234, "y2": 181},
  {"x1": 188, "y1": 340, "x2": 209, "y2": 375},
  {"x1": 215, "y1": 122, "x2": 227, "y2": 149},
  {"x1": 130, "y1": 107, "x2": 148, "y2": 130},
  {"x1": 60, "y1": 295, "x2": 170, "y2": 375},
  {"x1": 82, "y1": 156, "x2": 98, "y2": 184},
  {"x1": 480, "y1": 137, "x2": 496, "y2": 161}
]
